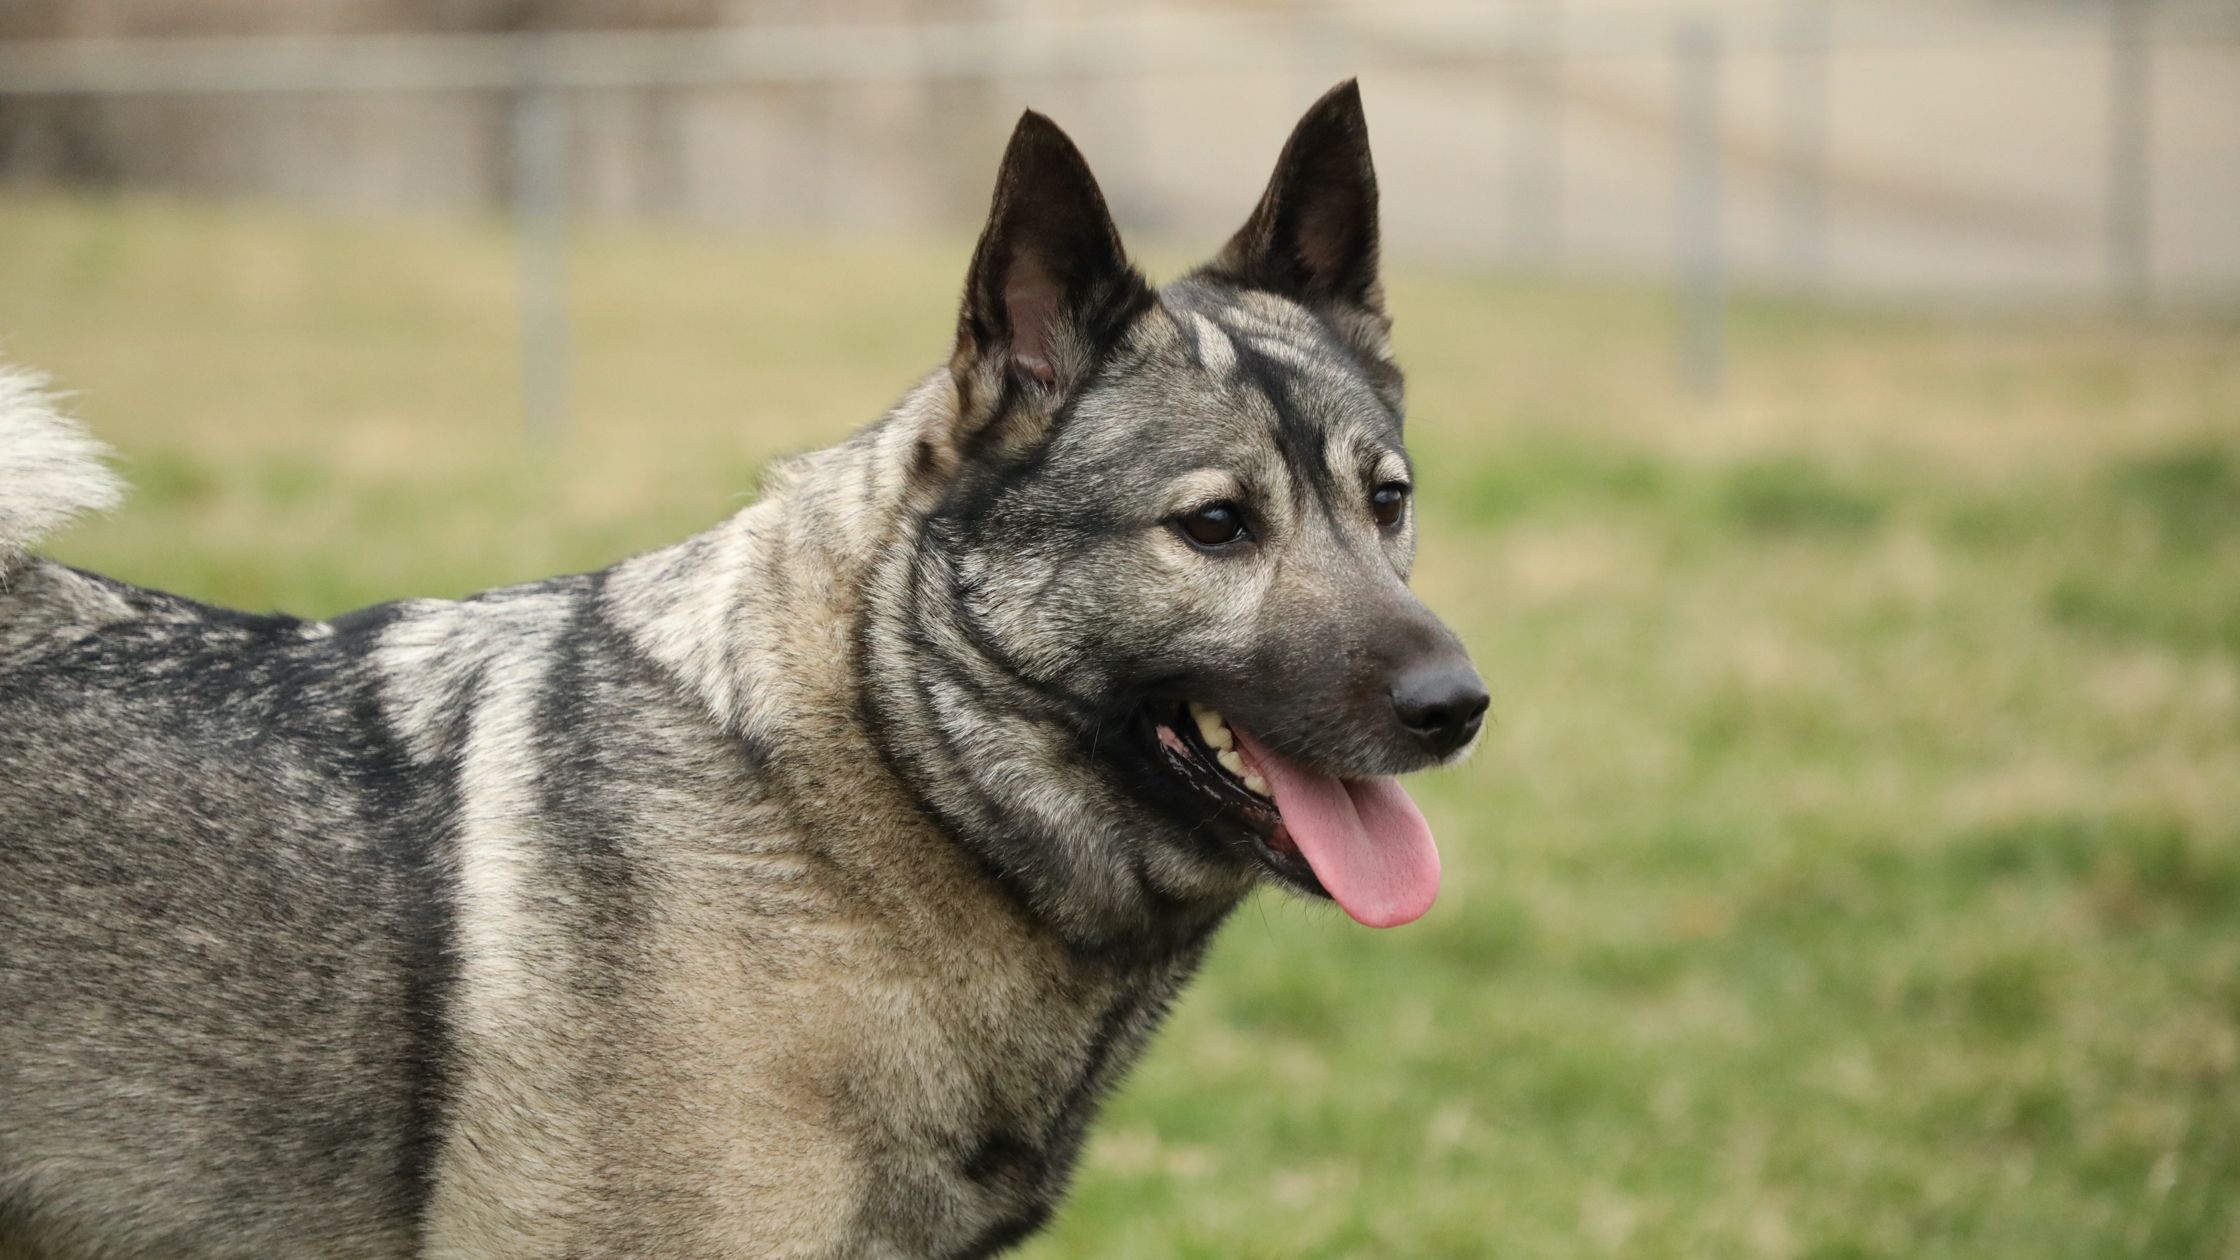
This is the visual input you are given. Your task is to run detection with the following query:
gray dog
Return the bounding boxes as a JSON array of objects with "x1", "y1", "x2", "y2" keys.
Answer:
[{"x1": 0, "y1": 81, "x2": 1485, "y2": 1259}]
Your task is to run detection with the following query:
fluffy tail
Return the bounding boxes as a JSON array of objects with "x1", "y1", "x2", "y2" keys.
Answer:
[{"x1": 0, "y1": 366, "x2": 124, "y2": 566}]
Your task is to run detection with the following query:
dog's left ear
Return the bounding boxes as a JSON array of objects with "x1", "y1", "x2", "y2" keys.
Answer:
[
  {"x1": 1207, "y1": 79, "x2": 1385, "y2": 322},
  {"x1": 952, "y1": 111, "x2": 1152, "y2": 423}
]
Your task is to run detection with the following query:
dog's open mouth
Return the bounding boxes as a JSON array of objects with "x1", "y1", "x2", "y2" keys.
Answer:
[
  {"x1": 1149, "y1": 702, "x2": 1441, "y2": 928},
  {"x1": 1153, "y1": 702, "x2": 1317, "y2": 896}
]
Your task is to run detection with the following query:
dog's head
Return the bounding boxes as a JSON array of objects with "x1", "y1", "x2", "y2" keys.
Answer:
[{"x1": 892, "y1": 82, "x2": 1482, "y2": 933}]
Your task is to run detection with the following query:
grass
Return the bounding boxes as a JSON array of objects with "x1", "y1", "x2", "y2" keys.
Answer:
[{"x1": 5, "y1": 192, "x2": 2239, "y2": 1258}]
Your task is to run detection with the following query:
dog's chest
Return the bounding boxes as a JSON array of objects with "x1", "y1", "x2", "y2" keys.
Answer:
[
  {"x1": 679, "y1": 878, "x2": 1199, "y2": 1258},
  {"x1": 403, "y1": 613, "x2": 1206, "y2": 1257},
  {"x1": 838, "y1": 942, "x2": 1196, "y2": 1256},
  {"x1": 427, "y1": 806, "x2": 1198, "y2": 1259}
]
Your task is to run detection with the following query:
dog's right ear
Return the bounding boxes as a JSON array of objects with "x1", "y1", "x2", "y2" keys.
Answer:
[
  {"x1": 1206, "y1": 79, "x2": 1385, "y2": 320},
  {"x1": 943, "y1": 111, "x2": 1152, "y2": 459}
]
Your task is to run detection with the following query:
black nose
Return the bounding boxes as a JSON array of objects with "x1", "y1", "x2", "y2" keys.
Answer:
[{"x1": 1391, "y1": 661, "x2": 1490, "y2": 756}]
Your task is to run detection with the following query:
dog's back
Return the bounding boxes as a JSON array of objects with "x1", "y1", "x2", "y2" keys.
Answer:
[
  {"x1": 2, "y1": 375, "x2": 521, "y2": 1253},
  {"x1": 0, "y1": 576, "x2": 448, "y2": 1256},
  {"x1": 0, "y1": 377, "x2": 455, "y2": 1253}
]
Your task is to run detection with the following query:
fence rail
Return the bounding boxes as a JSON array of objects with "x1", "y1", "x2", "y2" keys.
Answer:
[
  {"x1": 3, "y1": 3, "x2": 2236, "y2": 95},
  {"x1": 2, "y1": 2, "x2": 2232, "y2": 429}
]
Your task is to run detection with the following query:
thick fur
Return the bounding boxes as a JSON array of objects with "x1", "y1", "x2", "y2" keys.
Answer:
[
  {"x1": 0, "y1": 369, "x2": 121, "y2": 577},
  {"x1": 0, "y1": 83, "x2": 1477, "y2": 1259}
]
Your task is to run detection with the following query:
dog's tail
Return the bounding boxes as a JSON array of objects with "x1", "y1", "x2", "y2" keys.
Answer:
[{"x1": 0, "y1": 365, "x2": 124, "y2": 569}]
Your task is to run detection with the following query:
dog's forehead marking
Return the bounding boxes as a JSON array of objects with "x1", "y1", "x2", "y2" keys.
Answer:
[
  {"x1": 1210, "y1": 302, "x2": 1337, "y2": 374},
  {"x1": 1110, "y1": 283, "x2": 1401, "y2": 538},
  {"x1": 1196, "y1": 294, "x2": 1392, "y2": 420},
  {"x1": 1182, "y1": 310, "x2": 1238, "y2": 380},
  {"x1": 1212, "y1": 300, "x2": 1313, "y2": 345},
  {"x1": 1322, "y1": 428, "x2": 1369, "y2": 492}
]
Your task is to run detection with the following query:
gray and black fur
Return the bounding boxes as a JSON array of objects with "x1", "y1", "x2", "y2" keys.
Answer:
[{"x1": 0, "y1": 82, "x2": 1484, "y2": 1259}]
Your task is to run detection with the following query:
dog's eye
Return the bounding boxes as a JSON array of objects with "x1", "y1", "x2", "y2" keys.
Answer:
[
  {"x1": 1371, "y1": 482, "x2": 1410, "y2": 528},
  {"x1": 1177, "y1": 502, "x2": 1248, "y2": 549}
]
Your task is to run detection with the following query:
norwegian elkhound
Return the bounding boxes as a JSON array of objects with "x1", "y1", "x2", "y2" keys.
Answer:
[{"x1": 0, "y1": 81, "x2": 1486, "y2": 1258}]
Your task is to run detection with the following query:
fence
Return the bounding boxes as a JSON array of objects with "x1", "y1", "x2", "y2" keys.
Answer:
[{"x1": 2, "y1": 2, "x2": 2234, "y2": 430}]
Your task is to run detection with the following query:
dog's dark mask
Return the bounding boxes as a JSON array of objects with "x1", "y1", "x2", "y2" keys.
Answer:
[{"x1": 910, "y1": 82, "x2": 1484, "y2": 931}]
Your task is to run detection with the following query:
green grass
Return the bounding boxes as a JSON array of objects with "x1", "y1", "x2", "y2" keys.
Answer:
[{"x1": 6, "y1": 193, "x2": 2239, "y2": 1258}]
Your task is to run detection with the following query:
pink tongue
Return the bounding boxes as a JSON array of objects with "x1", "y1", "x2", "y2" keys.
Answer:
[{"x1": 1231, "y1": 727, "x2": 1440, "y2": 928}]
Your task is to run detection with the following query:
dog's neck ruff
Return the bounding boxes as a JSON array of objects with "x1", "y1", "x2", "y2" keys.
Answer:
[{"x1": 609, "y1": 372, "x2": 1249, "y2": 961}]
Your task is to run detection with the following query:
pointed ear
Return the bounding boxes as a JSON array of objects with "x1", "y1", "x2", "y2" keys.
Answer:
[
  {"x1": 954, "y1": 111, "x2": 1151, "y2": 405},
  {"x1": 1207, "y1": 79, "x2": 1383, "y2": 315}
]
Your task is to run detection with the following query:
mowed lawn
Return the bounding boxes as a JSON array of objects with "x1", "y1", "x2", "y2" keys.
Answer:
[{"x1": 5, "y1": 195, "x2": 2238, "y2": 1259}]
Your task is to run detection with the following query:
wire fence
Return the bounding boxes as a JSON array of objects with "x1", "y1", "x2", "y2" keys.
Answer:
[{"x1": 2, "y1": 1, "x2": 2234, "y2": 430}]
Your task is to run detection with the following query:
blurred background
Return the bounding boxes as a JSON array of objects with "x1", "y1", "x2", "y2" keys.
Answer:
[{"x1": 3, "y1": 1, "x2": 2237, "y2": 1256}]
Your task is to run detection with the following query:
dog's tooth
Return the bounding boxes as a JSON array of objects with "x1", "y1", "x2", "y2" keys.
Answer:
[
  {"x1": 1243, "y1": 773, "x2": 1270, "y2": 797},
  {"x1": 1217, "y1": 749, "x2": 1244, "y2": 776},
  {"x1": 1191, "y1": 705, "x2": 1233, "y2": 751}
]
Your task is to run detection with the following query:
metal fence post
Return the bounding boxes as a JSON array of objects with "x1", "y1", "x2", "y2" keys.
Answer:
[
  {"x1": 512, "y1": 45, "x2": 572, "y2": 440},
  {"x1": 1781, "y1": 0, "x2": 1829, "y2": 290},
  {"x1": 1504, "y1": 0, "x2": 1562, "y2": 267},
  {"x1": 2107, "y1": 0, "x2": 2152, "y2": 309},
  {"x1": 1675, "y1": 17, "x2": 1724, "y2": 397}
]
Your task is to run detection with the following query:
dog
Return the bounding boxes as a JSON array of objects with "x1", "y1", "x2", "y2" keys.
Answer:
[{"x1": 0, "y1": 81, "x2": 1486, "y2": 1258}]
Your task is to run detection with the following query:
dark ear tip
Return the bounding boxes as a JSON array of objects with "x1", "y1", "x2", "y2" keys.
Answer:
[
  {"x1": 1007, "y1": 109, "x2": 1071, "y2": 151},
  {"x1": 1311, "y1": 78, "x2": 1365, "y2": 123},
  {"x1": 999, "y1": 108, "x2": 1094, "y2": 178},
  {"x1": 1281, "y1": 79, "x2": 1369, "y2": 156}
]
